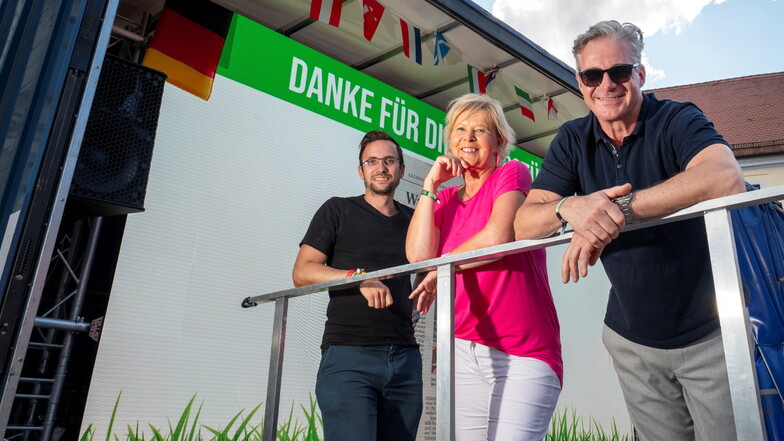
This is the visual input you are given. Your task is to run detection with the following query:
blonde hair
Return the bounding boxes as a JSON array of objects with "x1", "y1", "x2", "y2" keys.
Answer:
[{"x1": 444, "y1": 94, "x2": 516, "y2": 158}]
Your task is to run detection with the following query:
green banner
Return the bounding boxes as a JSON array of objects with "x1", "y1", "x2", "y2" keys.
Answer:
[{"x1": 217, "y1": 15, "x2": 542, "y2": 175}]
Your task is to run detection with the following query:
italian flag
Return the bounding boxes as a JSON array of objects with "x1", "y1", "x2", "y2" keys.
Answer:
[
  {"x1": 467, "y1": 65, "x2": 488, "y2": 95},
  {"x1": 515, "y1": 87, "x2": 535, "y2": 122}
]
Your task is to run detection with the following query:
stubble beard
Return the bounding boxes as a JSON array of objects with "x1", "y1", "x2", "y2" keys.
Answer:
[{"x1": 368, "y1": 178, "x2": 399, "y2": 196}]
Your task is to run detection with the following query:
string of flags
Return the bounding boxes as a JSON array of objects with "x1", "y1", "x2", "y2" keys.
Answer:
[
  {"x1": 142, "y1": 0, "x2": 562, "y2": 117},
  {"x1": 308, "y1": 0, "x2": 560, "y2": 123}
]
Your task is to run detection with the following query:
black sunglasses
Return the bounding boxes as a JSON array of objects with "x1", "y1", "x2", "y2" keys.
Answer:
[{"x1": 578, "y1": 63, "x2": 640, "y2": 87}]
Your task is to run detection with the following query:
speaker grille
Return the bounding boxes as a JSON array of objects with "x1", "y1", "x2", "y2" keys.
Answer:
[{"x1": 70, "y1": 54, "x2": 166, "y2": 216}]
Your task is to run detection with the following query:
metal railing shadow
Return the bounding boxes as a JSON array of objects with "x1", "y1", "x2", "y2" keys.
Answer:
[{"x1": 242, "y1": 185, "x2": 784, "y2": 441}]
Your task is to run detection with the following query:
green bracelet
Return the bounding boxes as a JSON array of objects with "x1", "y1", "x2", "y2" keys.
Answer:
[
  {"x1": 421, "y1": 189, "x2": 440, "y2": 204},
  {"x1": 555, "y1": 196, "x2": 570, "y2": 226}
]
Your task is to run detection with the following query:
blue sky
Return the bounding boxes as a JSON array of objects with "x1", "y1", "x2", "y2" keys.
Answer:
[{"x1": 472, "y1": 0, "x2": 783, "y2": 88}]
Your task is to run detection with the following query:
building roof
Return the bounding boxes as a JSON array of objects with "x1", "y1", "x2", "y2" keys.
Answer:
[{"x1": 645, "y1": 72, "x2": 784, "y2": 158}]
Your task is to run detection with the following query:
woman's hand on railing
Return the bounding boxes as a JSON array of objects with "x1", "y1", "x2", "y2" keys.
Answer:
[{"x1": 410, "y1": 270, "x2": 438, "y2": 315}]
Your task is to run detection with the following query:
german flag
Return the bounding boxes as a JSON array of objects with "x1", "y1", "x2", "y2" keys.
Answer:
[{"x1": 142, "y1": 0, "x2": 233, "y2": 100}]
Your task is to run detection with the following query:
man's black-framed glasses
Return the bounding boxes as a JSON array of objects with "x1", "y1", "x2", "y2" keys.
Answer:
[
  {"x1": 578, "y1": 63, "x2": 640, "y2": 87},
  {"x1": 362, "y1": 156, "x2": 400, "y2": 167}
]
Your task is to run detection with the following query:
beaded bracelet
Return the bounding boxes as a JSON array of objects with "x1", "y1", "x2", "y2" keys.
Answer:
[{"x1": 346, "y1": 268, "x2": 366, "y2": 277}]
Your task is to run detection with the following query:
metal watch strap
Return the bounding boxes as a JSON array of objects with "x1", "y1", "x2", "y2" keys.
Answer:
[{"x1": 612, "y1": 192, "x2": 634, "y2": 225}]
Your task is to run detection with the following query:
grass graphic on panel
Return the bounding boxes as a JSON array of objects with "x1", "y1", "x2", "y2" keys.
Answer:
[{"x1": 82, "y1": 394, "x2": 630, "y2": 441}]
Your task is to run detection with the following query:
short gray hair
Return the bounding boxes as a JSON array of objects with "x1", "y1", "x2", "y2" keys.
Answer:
[
  {"x1": 443, "y1": 94, "x2": 516, "y2": 158},
  {"x1": 572, "y1": 20, "x2": 644, "y2": 69}
]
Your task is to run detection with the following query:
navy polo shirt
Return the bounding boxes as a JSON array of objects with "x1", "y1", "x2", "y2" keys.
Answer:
[{"x1": 533, "y1": 93, "x2": 729, "y2": 348}]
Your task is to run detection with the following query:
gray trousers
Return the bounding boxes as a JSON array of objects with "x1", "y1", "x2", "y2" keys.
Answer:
[{"x1": 602, "y1": 325, "x2": 737, "y2": 441}]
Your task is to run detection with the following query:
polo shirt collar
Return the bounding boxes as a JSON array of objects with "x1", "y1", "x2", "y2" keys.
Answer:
[{"x1": 590, "y1": 93, "x2": 653, "y2": 150}]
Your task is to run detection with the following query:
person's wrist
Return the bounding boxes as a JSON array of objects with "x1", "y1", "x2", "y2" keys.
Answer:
[
  {"x1": 422, "y1": 178, "x2": 438, "y2": 193},
  {"x1": 421, "y1": 189, "x2": 440, "y2": 204},
  {"x1": 611, "y1": 193, "x2": 635, "y2": 225},
  {"x1": 346, "y1": 268, "x2": 366, "y2": 277},
  {"x1": 555, "y1": 196, "x2": 570, "y2": 227}
]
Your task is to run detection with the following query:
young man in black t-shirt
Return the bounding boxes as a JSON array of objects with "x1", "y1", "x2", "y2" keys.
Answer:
[{"x1": 292, "y1": 130, "x2": 421, "y2": 441}]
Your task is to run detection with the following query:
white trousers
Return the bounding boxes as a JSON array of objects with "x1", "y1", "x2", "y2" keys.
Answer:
[{"x1": 454, "y1": 338, "x2": 561, "y2": 441}]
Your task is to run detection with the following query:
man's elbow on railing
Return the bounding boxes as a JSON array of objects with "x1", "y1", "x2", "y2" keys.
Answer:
[
  {"x1": 292, "y1": 269, "x2": 305, "y2": 288},
  {"x1": 724, "y1": 170, "x2": 747, "y2": 197}
]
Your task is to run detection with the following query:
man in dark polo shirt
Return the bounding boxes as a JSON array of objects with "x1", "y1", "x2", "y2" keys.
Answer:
[
  {"x1": 292, "y1": 130, "x2": 421, "y2": 441},
  {"x1": 514, "y1": 20, "x2": 745, "y2": 441}
]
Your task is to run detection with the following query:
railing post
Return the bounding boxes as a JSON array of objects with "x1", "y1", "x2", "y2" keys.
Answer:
[
  {"x1": 262, "y1": 297, "x2": 288, "y2": 441},
  {"x1": 436, "y1": 264, "x2": 455, "y2": 441},
  {"x1": 703, "y1": 208, "x2": 767, "y2": 441}
]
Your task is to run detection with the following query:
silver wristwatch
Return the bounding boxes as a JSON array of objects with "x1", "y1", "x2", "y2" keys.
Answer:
[{"x1": 612, "y1": 192, "x2": 635, "y2": 225}]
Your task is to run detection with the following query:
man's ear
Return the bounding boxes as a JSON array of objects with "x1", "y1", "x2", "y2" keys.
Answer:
[
  {"x1": 638, "y1": 64, "x2": 646, "y2": 88},
  {"x1": 358, "y1": 165, "x2": 364, "y2": 180}
]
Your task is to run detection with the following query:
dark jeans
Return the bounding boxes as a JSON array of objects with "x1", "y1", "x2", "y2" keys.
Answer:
[{"x1": 315, "y1": 345, "x2": 423, "y2": 441}]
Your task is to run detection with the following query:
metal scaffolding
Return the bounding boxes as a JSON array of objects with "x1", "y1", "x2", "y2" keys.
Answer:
[{"x1": 3, "y1": 217, "x2": 103, "y2": 441}]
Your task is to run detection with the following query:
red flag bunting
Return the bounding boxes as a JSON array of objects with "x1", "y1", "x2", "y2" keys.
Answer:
[
  {"x1": 548, "y1": 97, "x2": 558, "y2": 120},
  {"x1": 310, "y1": 0, "x2": 342, "y2": 27},
  {"x1": 362, "y1": 0, "x2": 385, "y2": 41}
]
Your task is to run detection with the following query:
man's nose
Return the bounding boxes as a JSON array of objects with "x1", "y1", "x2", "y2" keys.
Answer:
[{"x1": 599, "y1": 71, "x2": 616, "y2": 88}]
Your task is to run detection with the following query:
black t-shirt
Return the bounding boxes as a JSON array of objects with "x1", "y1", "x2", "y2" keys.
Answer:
[
  {"x1": 532, "y1": 93, "x2": 729, "y2": 348},
  {"x1": 300, "y1": 196, "x2": 417, "y2": 349}
]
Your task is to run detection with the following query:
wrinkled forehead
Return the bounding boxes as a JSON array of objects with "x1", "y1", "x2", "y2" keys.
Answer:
[{"x1": 577, "y1": 37, "x2": 636, "y2": 70}]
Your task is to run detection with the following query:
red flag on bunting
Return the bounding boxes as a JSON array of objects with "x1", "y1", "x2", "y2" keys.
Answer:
[
  {"x1": 362, "y1": 0, "x2": 385, "y2": 41},
  {"x1": 310, "y1": 0, "x2": 342, "y2": 27},
  {"x1": 141, "y1": 0, "x2": 233, "y2": 100},
  {"x1": 548, "y1": 97, "x2": 558, "y2": 120}
]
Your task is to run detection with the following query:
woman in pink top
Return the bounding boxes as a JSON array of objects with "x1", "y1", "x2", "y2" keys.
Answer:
[{"x1": 406, "y1": 94, "x2": 561, "y2": 441}]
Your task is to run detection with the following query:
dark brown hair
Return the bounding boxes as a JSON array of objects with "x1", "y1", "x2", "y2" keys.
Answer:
[{"x1": 358, "y1": 130, "x2": 404, "y2": 165}]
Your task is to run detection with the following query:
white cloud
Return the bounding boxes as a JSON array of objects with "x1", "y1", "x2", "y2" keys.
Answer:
[
  {"x1": 640, "y1": 53, "x2": 666, "y2": 85},
  {"x1": 493, "y1": 0, "x2": 724, "y2": 71}
]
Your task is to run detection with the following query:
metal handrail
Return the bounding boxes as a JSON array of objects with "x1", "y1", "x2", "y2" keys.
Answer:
[{"x1": 243, "y1": 184, "x2": 784, "y2": 441}]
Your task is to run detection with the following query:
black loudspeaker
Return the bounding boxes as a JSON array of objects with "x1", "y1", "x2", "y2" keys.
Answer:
[{"x1": 69, "y1": 54, "x2": 166, "y2": 216}]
